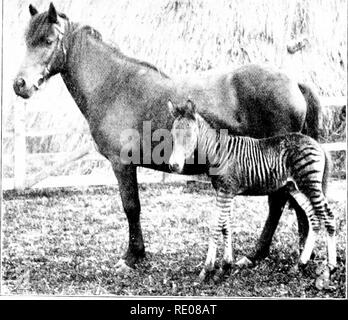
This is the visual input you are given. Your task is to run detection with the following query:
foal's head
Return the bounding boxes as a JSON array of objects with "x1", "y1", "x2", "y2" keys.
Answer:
[
  {"x1": 13, "y1": 3, "x2": 69, "y2": 99},
  {"x1": 168, "y1": 100, "x2": 199, "y2": 173}
]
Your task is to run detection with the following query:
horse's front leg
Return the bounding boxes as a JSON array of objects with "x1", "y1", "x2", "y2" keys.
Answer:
[
  {"x1": 199, "y1": 190, "x2": 233, "y2": 281},
  {"x1": 112, "y1": 163, "x2": 145, "y2": 274}
]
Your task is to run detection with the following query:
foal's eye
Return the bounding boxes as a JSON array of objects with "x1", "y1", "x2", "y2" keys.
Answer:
[{"x1": 45, "y1": 39, "x2": 53, "y2": 46}]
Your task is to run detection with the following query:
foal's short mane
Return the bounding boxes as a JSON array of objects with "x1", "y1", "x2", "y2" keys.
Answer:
[{"x1": 199, "y1": 110, "x2": 236, "y2": 135}]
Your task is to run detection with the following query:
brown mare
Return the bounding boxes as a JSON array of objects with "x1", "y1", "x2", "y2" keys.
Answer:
[{"x1": 13, "y1": 3, "x2": 322, "y2": 274}]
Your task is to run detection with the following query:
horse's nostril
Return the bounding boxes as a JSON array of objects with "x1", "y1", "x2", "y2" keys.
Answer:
[
  {"x1": 13, "y1": 77, "x2": 31, "y2": 98},
  {"x1": 16, "y1": 78, "x2": 26, "y2": 88},
  {"x1": 37, "y1": 78, "x2": 44, "y2": 87}
]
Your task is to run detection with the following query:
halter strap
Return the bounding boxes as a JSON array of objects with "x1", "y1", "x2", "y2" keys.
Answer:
[{"x1": 43, "y1": 21, "x2": 68, "y2": 78}]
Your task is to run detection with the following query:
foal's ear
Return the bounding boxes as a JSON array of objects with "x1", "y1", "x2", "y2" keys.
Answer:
[
  {"x1": 29, "y1": 4, "x2": 38, "y2": 16},
  {"x1": 167, "y1": 100, "x2": 175, "y2": 115},
  {"x1": 48, "y1": 2, "x2": 58, "y2": 24},
  {"x1": 168, "y1": 100, "x2": 181, "y2": 117},
  {"x1": 184, "y1": 99, "x2": 196, "y2": 116}
]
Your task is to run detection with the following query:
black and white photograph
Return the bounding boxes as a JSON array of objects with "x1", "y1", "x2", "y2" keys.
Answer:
[{"x1": 1, "y1": 0, "x2": 346, "y2": 300}]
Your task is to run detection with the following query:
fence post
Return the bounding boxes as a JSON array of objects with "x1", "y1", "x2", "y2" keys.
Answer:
[{"x1": 14, "y1": 100, "x2": 26, "y2": 189}]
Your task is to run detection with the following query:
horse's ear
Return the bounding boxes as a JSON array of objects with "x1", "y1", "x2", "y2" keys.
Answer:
[
  {"x1": 29, "y1": 4, "x2": 38, "y2": 16},
  {"x1": 185, "y1": 99, "x2": 196, "y2": 116},
  {"x1": 48, "y1": 2, "x2": 58, "y2": 23}
]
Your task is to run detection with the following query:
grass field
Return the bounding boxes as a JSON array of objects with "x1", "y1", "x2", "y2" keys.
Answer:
[{"x1": 2, "y1": 179, "x2": 346, "y2": 297}]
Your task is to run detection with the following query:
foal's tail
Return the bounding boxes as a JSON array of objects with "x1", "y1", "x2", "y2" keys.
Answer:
[
  {"x1": 322, "y1": 148, "x2": 331, "y2": 197},
  {"x1": 298, "y1": 83, "x2": 322, "y2": 141}
]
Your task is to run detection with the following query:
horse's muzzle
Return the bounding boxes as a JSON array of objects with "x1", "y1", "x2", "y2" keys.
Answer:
[{"x1": 13, "y1": 77, "x2": 37, "y2": 99}]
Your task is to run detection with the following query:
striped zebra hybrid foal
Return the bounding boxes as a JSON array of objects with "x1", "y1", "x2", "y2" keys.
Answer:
[{"x1": 168, "y1": 99, "x2": 336, "y2": 283}]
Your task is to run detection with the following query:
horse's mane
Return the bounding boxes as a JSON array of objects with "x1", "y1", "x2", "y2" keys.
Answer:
[
  {"x1": 78, "y1": 25, "x2": 103, "y2": 41},
  {"x1": 76, "y1": 24, "x2": 170, "y2": 79},
  {"x1": 116, "y1": 53, "x2": 170, "y2": 79}
]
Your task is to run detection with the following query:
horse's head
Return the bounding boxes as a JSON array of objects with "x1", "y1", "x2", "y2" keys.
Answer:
[
  {"x1": 13, "y1": 2, "x2": 69, "y2": 99},
  {"x1": 168, "y1": 99, "x2": 199, "y2": 173}
]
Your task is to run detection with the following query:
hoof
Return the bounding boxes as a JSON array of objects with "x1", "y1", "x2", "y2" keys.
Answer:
[
  {"x1": 213, "y1": 270, "x2": 222, "y2": 283},
  {"x1": 315, "y1": 274, "x2": 333, "y2": 291},
  {"x1": 115, "y1": 259, "x2": 134, "y2": 275},
  {"x1": 199, "y1": 268, "x2": 207, "y2": 282},
  {"x1": 315, "y1": 265, "x2": 336, "y2": 291},
  {"x1": 315, "y1": 276, "x2": 328, "y2": 290},
  {"x1": 199, "y1": 266, "x2": 216, "y2": 282},
  {"x1": 290, "y1": 265, "x2": 299, "y2": 274},
  {"x1": 297, "y1": 261, "x2": 309, "y2": 271},
  {"x1": 315, "y1": 264, "x2": 327, "y2": 276},
  {"x1": 328, "y1": 264, "x2": 337, "y2": 275},
  {"x1": 222, "y1": 261, "x2": 233, "y2": 273},
  {"x1": 235, "y1": 256, "x2": 253, "y2": 268}
]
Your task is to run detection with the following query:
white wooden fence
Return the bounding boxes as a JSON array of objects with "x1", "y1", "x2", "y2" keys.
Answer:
[{"x1": 3, "y1": 96, "x2": 346, "y2": 190}]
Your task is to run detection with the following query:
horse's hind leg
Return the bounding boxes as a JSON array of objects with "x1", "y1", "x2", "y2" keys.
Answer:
[
  {"x1": 288, "y1": 197, "x2": 309, "y2": 254},
  {"x1": 244, "y1": 188, "x2": 288, "y2": 264}
]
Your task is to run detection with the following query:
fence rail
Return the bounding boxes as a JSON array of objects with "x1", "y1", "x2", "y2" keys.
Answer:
[{"x1": 3, "y1": 96, "x2": 346, "y2": 190}]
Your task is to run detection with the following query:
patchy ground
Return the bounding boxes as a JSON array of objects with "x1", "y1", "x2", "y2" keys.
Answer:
[{"x1": 2, "y1": 180, "x2": 346, "y2": 297}]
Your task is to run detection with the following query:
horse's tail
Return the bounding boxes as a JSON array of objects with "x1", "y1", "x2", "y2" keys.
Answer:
[
  {"x1": 299, "y1": 83, "x2": 330, "y2": 194},
  {"x1": 298, "y1": 83, "x2": 322, "y2": 141},
  {"x1": 322, "y1": 148, "x2": 331, "y2": 197}
]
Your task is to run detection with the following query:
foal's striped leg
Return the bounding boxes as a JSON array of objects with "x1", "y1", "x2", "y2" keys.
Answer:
[
  {"x1": 199, "y1": 190, "x2": 233, "y2": 281},
  {"x1": 298, "y1": 182, "x2": 337, "y2": 270},
  {"x1": 217, "y1": 191, "x2": 234, "y2": 269},
  {"x1": 289, "y1": 189, "x2": 318, "y2": 265},
  {"x1": 306, "y1": 197, "x2": 337, "y2": 270},
  {"x1": 324, "y1": 204, "x2": 337, "y2": 269}
]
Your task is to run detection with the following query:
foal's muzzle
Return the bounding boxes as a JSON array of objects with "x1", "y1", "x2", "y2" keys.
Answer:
[{"x1": 169, "y1": 162, "x2": 181, "y2": 173}]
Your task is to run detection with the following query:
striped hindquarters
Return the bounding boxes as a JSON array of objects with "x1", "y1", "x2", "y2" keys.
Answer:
[
  {"x1": 290, "y1": 144, "x2": 325, "y2": 192},
  {"x1": 289, "y1": 143, "x2": 335, "y2": 234}
]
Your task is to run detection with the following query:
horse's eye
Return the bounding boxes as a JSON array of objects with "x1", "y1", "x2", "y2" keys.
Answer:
[{"x1": 46, "y1": 39, "x2": 53, "y2": 46}]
